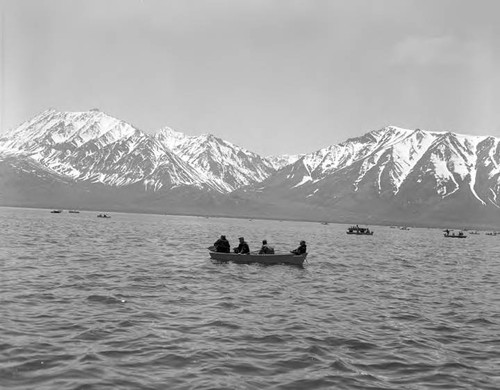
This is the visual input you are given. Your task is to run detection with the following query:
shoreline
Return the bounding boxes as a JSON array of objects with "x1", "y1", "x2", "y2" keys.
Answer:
[{"x1": 1, "y1": 204, "x2": 498, "y2": 231}]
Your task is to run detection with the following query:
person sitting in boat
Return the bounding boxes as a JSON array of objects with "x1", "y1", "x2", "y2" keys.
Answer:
[
  {"x1": 291, "y1": 240, "x2": 307, "y2": 255},
  {"x1": 234, "y1": 237, "x2": 250, "y2": 254},
  {"x1": 259, "y1": 239, "x2": 274, "y2": 254},
  {"x1": 213, "y1": 235, "x2": 230, "y2": 253}
]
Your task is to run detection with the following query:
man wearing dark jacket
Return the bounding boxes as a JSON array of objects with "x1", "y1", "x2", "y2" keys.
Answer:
[
  {"x1": 234, "y1": 237, "x2": 250, "y2": 254},
  {"x1": 291, "y1": 240, "x2": 307, "y2": 255},
  {"x1": 213, "y1": 235, "x2": 230, "y2": 253},
  {"x1": 259, "y1": 239, "x2": 274, "y2": 254}
]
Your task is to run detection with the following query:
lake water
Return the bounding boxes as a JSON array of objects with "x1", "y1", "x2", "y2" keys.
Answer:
[{"x1": 1, "y1": 207, "x2": 499, "y2": 389}]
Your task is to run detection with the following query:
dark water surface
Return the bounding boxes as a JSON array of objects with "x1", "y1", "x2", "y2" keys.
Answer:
[{"x1": 1, "y1": 207, "x2": 499, "y2": 389}]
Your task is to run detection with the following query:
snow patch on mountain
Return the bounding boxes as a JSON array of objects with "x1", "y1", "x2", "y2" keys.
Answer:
[
  {"x1": 266, "y1": 154, "x2": 303, "y2": 170},
  {"x1": 154, "y1": 127, "x2": 190, "y2": 151},
  {"x1": 292, "y1": 175, "x2": 312, "y2": 188},
  {"x1": 389, "y1": 130, "x2": 436, "y2": 194}
]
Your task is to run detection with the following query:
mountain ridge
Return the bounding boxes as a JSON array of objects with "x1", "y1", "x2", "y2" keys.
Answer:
[
  {"x1": 1, "y1": 109, "x2": 500, "y2": 227},
  {"x1": 0, "y1": 109, "x2": 274, "y2": 193}
]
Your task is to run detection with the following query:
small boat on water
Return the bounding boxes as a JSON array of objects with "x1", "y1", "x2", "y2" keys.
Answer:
[
  {"x1": 486, "y1": 232, "x2": 498, "y2": 236},
  {"x1": 50, "y1": 210, "x2": 63, "y2": 213},
  {"x1": 208, "y1": 249, "x2": 307, "y2": 266},
  {"x1": 68, "y1": 210, "x2": 80, "y2": 214},
  {"x1": 97, "y1": 214, "x2": 111, "y2": 218},
  {"x1": 346, "y1": 226, "x2": 373, "y2": 235},
  {"x1": 443, "y1": 231, "x2": 467, "y2": 238}
]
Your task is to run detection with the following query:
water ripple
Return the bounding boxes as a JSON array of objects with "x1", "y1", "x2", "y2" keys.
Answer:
[{"x1": 1, "y1": 208, "x2": 500, "y2": 389}]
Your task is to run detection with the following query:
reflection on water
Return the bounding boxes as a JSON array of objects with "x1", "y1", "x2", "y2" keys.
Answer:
[{"x1": 1, "y1": 207, "x2": 499, "y2": 389}]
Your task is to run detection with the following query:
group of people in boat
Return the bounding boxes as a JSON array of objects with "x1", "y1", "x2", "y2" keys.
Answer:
[
  {"x1": 444, "y1": 229, "x2": 465, "y2": 237},
  {"x1": 213, "y1": 235, "x2": 307, "y2": 255},
  {"x1": 347, "y1": 225, "x2": 371, "y2": 234}
]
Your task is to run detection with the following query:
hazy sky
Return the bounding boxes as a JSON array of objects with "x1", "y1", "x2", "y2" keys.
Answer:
[{"x1": 1, "y1": 0, "x2": 500, "y2": 156}]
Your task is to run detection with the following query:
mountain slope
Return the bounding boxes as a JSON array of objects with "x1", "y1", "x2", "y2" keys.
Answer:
[
  {"x1": 2, "y1": 110, "x2": 500, "y2": 227},
  {"x1": 240, "y1": 126, "x2": 500, "y2": 226},
  {"x1": 0, "y1": 109, "x2": 275, "y2": 193},
  {"x1": 154, "y1": 128, "x2": 275, "y2": 191}
]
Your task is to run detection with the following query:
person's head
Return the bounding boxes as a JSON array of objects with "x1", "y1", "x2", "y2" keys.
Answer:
[
  {"x1": 262, "y1": 239, "x2": 267, "y2": 245},
  {"x1": 221, "y1": 235, "x2": 226, "y2": 240},
  {"x1": 300, "y1": 240, "x2": 306, "y2": 245},
  {"x1": 239, "y1": 237, "x2": 244, "y2": 242}
]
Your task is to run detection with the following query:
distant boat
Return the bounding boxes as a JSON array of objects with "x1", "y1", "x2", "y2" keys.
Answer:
[
  {"x1": 486, "y1": 232, "x2": 498, "y2": 236},
  {"x1": 97, "y1": 214, "x2": 111, "y2": 218},
  {"x1": 346, "y1": 226, "x2": 373, "y2": 235},
  {"x1": 400, "y1": 226, "x2": 410, "y2": 230},
  {"x1": 320, "y1": 222, "x2": 329, "y2": 225},
  {"x1": 443, "y1": 231, "x2": 467, "y2": 238},
  {"x1": 469, "y1": 231, "x2": 480, "y2": 235},
  {"x1": 50, "y1": 210, "x2": 63, "y2": 213},
  {"x1": 68, "y1": 210, "x2": 80, "y2": 214}
]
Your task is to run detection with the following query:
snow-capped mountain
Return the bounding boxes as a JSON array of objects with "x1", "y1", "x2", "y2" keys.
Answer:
[
  {"x1": 155, "y1": 129, "x2": 275, "y2": 192},
  {"x1": 247, "y1": 126, "x2": 500, "y2": 224},
  {"x1": 1, "y1": 109, "x2": 136, "y2": 152},
  {"x1": 2, "y1": 110, "x2": 500, "y2": 226},
  {"x1": 0, "y1": 109, "x2": 275, "y2": 193}
]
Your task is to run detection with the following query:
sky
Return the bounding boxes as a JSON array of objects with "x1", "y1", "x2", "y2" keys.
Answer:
[{"x1": 1, "y1": 0, "x2": 500, "y2": 156}]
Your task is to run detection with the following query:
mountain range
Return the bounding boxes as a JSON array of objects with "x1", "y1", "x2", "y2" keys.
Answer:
[{"x1": 1, "y1": 109, "x2": 499, "y2": 228}]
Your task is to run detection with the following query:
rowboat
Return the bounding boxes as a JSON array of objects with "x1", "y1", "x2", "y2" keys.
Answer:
[
  {"x1": 443, "y1": 233, "x2": 467, "y2": 238},
  {"x1": 208, "y1": 250, "x2": 307, "y2": 266}
]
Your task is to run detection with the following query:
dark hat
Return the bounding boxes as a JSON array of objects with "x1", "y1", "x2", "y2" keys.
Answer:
[
  {"x1": 300, "y1": 240, "x2": 306, "y2": 244},
  {"x1": 221, "y1": 235, "x2": 226, "y2": 239},
  {"x1": 262, "y1": 239, "x2": 267, "y2": 244},
  {"x1": 239, "y1": 237, "x2": 244, "y2": 240}
]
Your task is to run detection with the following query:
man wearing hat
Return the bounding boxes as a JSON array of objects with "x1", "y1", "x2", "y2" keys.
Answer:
[
  {"x1": 233, "y1": 237, "x2": 250, "y2": 254},
  {"x1": 213, "y1": 235, "x2": 230, "y2": 253}
]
